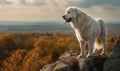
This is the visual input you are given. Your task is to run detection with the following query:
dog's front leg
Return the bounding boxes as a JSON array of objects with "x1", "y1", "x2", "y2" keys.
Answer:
[
  {"x1": 78, "y1": 41, "x2": 85, "y2": 58},
  {"x1": 87, "y1": 38, "x2": 95, "y2": 57}
]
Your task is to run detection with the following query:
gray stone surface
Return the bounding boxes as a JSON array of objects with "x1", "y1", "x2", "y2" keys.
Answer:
[
  {"x1": 104, "y1": 41, "x2": 120, "y2": 71},
  {"x1": 40, "y1": 53, "x2": 107, "y2": 71}
]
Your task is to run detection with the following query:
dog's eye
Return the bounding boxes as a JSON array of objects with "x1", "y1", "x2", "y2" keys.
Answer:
[{"x1": 68, "y1": 11, "x2": 70, "y2": 13}]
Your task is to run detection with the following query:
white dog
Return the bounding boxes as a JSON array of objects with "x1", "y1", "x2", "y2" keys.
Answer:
[{"x1": 62, "y1": 7, "x2": 107, "y2": 57}]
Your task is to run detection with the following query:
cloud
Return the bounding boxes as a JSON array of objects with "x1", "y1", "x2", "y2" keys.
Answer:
[
  {"x1": 25, "y1": 0, "x2": 44, "y2": 5},
  {"x1": 0, "y1": 0, "x2": 69, "y2": 21},
  {"x1": 0, "y1": 0, "x2": 120, "y2": 22},
  {"x1": 0, "y1": 0, "x2": 11, "y2": 5},
  {"x1": 81, "y1": 4, "x2": 120, "y2": 22},
  {"x1": 71, "y1": 0, "x2": 120, "y2": 8},
  {"x1": 26, "y1": 0, "x2": 34, "y2": 4},
  {"x1": 6, "y1": 0, "x2": 20, "y2": 4}
]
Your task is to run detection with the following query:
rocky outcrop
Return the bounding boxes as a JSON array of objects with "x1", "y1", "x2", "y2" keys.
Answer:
[
  {"x1": 40, "y1": 53, "x2": 107, "y2": 71},
  {"x1": 40, "y1": 40, "x2": 120, "y2": 71},
  {"x1": 104, "y1": 41, "x2": 120, "y2": 71}
]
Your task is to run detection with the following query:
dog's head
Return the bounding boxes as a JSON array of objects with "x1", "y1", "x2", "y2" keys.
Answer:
[{"x1": 62, "y1": 7, "x2": 81, "y2": 24}]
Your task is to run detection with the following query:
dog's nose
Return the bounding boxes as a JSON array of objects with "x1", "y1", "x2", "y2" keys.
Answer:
[{"x1": 62, "y1": 15, "x2": 65, "y2": 19}]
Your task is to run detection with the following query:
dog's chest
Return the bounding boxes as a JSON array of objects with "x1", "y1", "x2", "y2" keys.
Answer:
[
  {"x1": 70, "y1": 22, "x2": 78, "y2": 29},
  {"x1": 75, "y1": 29, "x2": 86, "y2": 41},
  {"x1": 70, "y1": 23, "x2": 86, "y2": 41}
]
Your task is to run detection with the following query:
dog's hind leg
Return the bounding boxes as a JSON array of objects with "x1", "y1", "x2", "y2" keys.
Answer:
[
  {"x1": 92, "y1": 46, "x2": 96, "y2": 54},
  {"x1": 99, "y1": 20, "x2": 107, "y2": 55},
  {"x1": 100, "y1": 34, "x2": 107, "y2": 55}
]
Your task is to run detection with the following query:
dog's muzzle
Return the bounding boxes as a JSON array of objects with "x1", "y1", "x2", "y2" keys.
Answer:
[{"x1": 62, "y1": 15, "x2": 72, "y2": 24}]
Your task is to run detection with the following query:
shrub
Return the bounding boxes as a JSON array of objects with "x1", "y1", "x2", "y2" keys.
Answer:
[{"x1": 0, "y1": 33, "x2": 119, "y2": 71}]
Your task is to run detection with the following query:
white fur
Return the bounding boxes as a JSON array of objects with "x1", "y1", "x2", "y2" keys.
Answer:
[{"x1": 63, "y1": 7, "x2": 107, "y2": 57}]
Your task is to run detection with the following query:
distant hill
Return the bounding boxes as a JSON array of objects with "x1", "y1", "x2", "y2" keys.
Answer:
[
  {"x1": 0, "y1": 21, "x2": 120, "y2": 35},
  {"x1": 0, "y1": 21, "x2": 63, "y2": 25}
]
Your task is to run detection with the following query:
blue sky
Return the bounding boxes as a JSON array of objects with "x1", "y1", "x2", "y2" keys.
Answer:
[{"x1": 0, "y1": 0, "x2": 120, "y2": 23}]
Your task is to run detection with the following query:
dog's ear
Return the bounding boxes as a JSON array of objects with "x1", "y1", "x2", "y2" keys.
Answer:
[{"x1": 74, "y1": 8, "x2": 82, "y2": 17}]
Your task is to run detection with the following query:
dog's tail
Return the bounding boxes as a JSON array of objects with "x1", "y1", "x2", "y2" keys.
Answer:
[{"x1": 99, "y1": 19, "x2": 107, "y2": 36}]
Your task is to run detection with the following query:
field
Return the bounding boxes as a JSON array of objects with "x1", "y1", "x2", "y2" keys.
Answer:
[{"x1": 0, "y1": 24, "x2": 120, "y2": 71}]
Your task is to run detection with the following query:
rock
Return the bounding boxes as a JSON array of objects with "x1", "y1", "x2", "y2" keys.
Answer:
[
  {"x1": 104, "y1": 41, "x2": 120, "y2": 71},
  {"x1": 82, "y1": 55, "x2": 107, "y2": 71},
  {"x1": 111, "y1": 37, "x2": 115, "y2": 43},
  {"x1": 40, "y1": 53, "x2": 80, "y2": 71},
  {"x1": 40, "y1": 52, "x2": 107, "y2": 71}
]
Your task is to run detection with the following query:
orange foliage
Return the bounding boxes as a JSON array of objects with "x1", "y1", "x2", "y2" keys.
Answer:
[{"x1": 0, "y1": 33, "x2": 119, "y2": 71}]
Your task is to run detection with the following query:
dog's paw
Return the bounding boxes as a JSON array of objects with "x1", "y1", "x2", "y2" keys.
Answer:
[
  {"x1": 78, "y1": 54, "x2": 84, "y2": 58},
  {"x1": 86, "y1": 54, "x2": 93, "y2": 58},
  {"x1": 100, "y1": 53, "x2": 106, "y2": 56},
  {"x1": 100, "y1": 52, "x2": 106, "y2": 56}
]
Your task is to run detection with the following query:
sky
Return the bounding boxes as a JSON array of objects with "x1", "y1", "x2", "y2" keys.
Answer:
[{"x1": 0, "y1": 0, "x2": 120, "y2": 23}]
